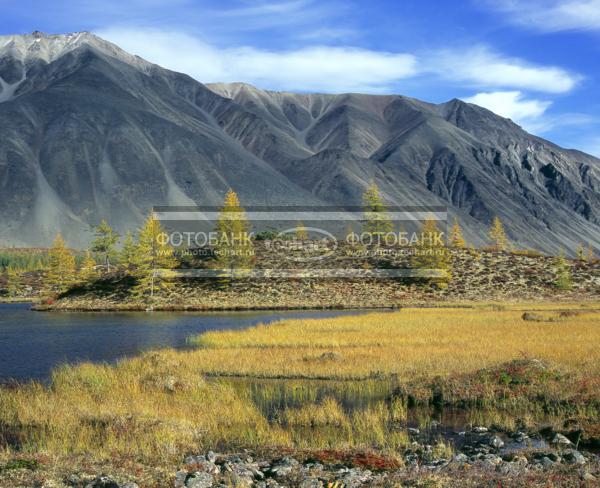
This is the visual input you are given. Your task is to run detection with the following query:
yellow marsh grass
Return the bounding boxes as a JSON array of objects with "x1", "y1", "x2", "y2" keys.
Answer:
[
  {"x1": 1, "y1": 304, "x2": 599, "y2": 462},
  {"x1": 0, "y1": 353, "x2": 291, "y2": 462},
  {"x1": 190, "y1": 307, "x2": 600, "y2": 379}
]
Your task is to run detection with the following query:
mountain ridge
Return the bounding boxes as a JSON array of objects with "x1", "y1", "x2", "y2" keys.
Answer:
[{"x1": 1, "y1": 32, "x2": 599, "y2": 253}]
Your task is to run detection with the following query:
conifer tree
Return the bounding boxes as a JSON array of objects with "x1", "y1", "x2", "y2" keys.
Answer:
[
  {"x1": 411, "y1": 215, "x2": 451, "y2": 287},
  {"x1": 119, "y1": 231, "x2": 137, "y2": 272},
  {"x1": 295, "y1": 222, "x2": 309, "y2": 241},
  {"x1": 6, "y1": 265, "x2": 22, "y2": 298},
  {"x1": 79, "y1": 251, "x2": 98, "y2": 283},
  {"x1": 576, "y1": 243, "x2": 586, "y2": 261},
  {"x1": 45, "y1": 234, "x2": 76, "y2": 294},
  {"x1": 488, "y1": 217, "x2": 509, "y2": 251},
  {"x1": 214, "y1": 190, "x2": 254, "y2": 280},
  {"x1": 448, "y1": 218, "x2": 467, "y2": 248},
  {"x1": 91, "y1": 220, "x2": 119, "y2": 272},
  {"x1": 362, "y1": 181, "x2": 393, "y2": 241},
  {"x1": 588, "y1": 243, "x2": 596, "y2": 263},
  {"x1": 131, "y1": 214, "x2": 177, "y2": 302},
  {"x1": 554, "y1": 249, "x2": 572, "y2": 290}
]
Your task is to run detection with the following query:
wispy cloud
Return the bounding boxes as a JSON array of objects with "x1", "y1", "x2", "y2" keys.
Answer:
[
  {"x1": 99, "y1": 28, "x2": 582, "y2": 96},
  {"x1": 482, "y1": 0, "x2": 600, "y2": 33},
  {"x1": 463, "y1": 91, "x2": 597, "y2": 136},
  {"x1": 463, "y1": 91, "x2": 551, "y2": 122},
  {"x1": 98, "y1": 28, "x2": 417, "y2": 93},
  {"x1": 429, "y1": 46, "x2": 581, "y2": 93}
]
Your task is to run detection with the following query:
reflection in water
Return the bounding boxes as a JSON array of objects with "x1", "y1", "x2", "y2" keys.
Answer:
[{"x1": 217, "y1": 377, "x2": 558, "y2": 452}]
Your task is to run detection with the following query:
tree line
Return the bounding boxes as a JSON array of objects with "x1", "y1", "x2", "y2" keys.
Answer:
[{"x1": 2, "y1": 183, "x2": 597, "y2": 299}]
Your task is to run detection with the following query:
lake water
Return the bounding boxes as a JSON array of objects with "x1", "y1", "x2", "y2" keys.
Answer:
[{"x1": 0, "y1": 303, "x2": 361, "y2": 382}]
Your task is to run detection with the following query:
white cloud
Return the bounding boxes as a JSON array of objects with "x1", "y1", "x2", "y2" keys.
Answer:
[
  {"x1": 463, "y1": 91, "x2": 597, "y2": 136},
  {"x1": 463, "y1": 91, "x2": 551, "y2": 121},
  {"x1": 97, "y1": 28, "x2": 418, "y2": 93},
  {"x1": 484, "y1": 0, "x2": 600, "y2": 32},
  {"x1": 429, "y1": 46, "x2": 580, "y2": 93}
]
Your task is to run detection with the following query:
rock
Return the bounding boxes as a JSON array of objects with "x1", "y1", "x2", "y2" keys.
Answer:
[
  {"x1": 207, "y1": 451, "x2": 217, "y2": 463},
  {"x1": 185, "y1": 472, "x2": 214, "y2": 488},
  {"x1": 552, "y1": 433, "x2": 572, "y2": 446},
  {"x1": 473, "y1": 426, "x2": 488, "y2": 433},
  {"x1": 453, "y1": 453, "x2": 469, "y2": 464},
  {"x1": 408, "y1": 427, "x2": 420, "y2": 435},
  {"x1": 514, "y1": 431, "x2": 529, "y2": 442},
  {"x1": 339, "y1": 468, "x2": 373, "y2": 487},
  {"x1": 122, "y1": 484, "x2": 139, "y2": 488},
  {"x1": 299, "y1": 479, "x2": 324, "y2": 488},
  {"x1": 255, "y1": 480, "x2": 282, "y2": 488},
  {"x1": 269, "y1": 457, "x2": 300, "y2": 478},
  {"x1": 562, "y1": 449, "x2": 586, "y2": 465},
  {"x1": 175, "y1": 470, "x2": 188, "y2": 488},
  {"x1": 85, "y1": 476, "x2": 120, "y2": 488},
  {"x1": 489, "y1": 435, "x2": 505, "y2": 449},
  {"x1": 539, "y1": 457, "x2": 555, "y2": 469},
  {"x1": 185, "y1": 455, "x2": 207, "y2": 465},
  {"x1": 482, "y1": 454, "x2": 502, "y2": 466}
]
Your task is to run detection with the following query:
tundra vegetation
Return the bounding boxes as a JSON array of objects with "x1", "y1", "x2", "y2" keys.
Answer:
[{"x1": 0, "y1": 306, "x2": 599, "y2": 486}]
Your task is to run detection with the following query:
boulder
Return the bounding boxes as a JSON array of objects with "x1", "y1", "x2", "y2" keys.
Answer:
[
  {"x1": 562, "y1": 449, "x2": 586, "y2": 465},
  {"x1": 185, "y1": 472, "x2": 214, "y2": 488}
]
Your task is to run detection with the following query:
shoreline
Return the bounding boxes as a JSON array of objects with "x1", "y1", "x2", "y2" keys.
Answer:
[{"x1": 31, "y1": 298, "x2": 600, "y2": 313}]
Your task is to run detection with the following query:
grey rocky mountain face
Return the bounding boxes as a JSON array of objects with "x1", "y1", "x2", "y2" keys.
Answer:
[{"x1": 0, "y1": 31, "x2": 599, "y2": 253}]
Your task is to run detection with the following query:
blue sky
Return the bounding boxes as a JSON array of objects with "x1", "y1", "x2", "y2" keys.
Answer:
[{"x1": 2, "y1": 0, "x2": 600, "y2": 155}]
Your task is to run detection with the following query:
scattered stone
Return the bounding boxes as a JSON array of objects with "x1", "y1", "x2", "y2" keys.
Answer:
[
  {"x1": 582, "y1": 472, "x2": 597, "y2": 481},
  {"x1": 489, "y1": 435, "x2": 505, "y2": 449},
  {"x1": 269, "y1": 457, "x2": 300, "y2": 478},
  {"x1": 185, "y1": 471, "x2": 214, "y2": 488},
  {"x1": 85, "y1": 476, "x2": 120, "y2": 488},
  {"x1": 562, "y1": 449, "x2": 586, "y2": 465},
  {"x1": 552, "y1": 433, "x2": 572, "y2": 446},
  {"x1": 175, "y1": 470, "x2": 188, "y2": 488},
  {"x1": 453, "y1": 453, "x2": 469, "y2": 464},
  {"x1": 408, "y1": 427, "x2": 420, "y2": 435},
  {"x1": 299, "y1": 479, "x2": 323, "y2": 488},
  {"x1": 473, "y1": 426, "x2": 488, "y2": 433}
]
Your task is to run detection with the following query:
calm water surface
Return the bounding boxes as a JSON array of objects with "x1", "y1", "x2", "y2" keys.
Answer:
[{"x1": 0, "y1": 303, "x2": 361, "y2": 382}]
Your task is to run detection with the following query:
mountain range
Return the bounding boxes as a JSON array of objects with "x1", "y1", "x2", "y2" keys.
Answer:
[{"x1": 0, "y1": 31, "x2": 599, "y2": 253}]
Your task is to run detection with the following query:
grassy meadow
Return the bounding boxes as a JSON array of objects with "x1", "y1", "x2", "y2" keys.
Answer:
[
  {"x1": 189, "y1": 304, "x2": 600, "y2": 379},
  {"x1": 1, "y1": 303, "x2": 599, "y2": 481}
]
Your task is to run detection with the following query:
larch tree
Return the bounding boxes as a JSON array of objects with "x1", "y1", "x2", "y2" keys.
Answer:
[
  {"x1": 295, "y1": 221, "x2": 309, "y2": 241},
  {"x1": 488, "y1": 217, "x2": 509, "y2": 251},
  {"x1": 588, "y1": 243, "x2": 596, "y2": 263},
  {"x1": 362, "y1": 181, "x2": 393, "y2": 241},
  {"x1": 131, "y1": 214, "x2": 177, "y2": 302},
  {"x1": 554, "y1": 249, "x2": 572, "y2": 291},
  {"x1": 79, "y1": 251, "x2": 98, "y2": 283},
  {"x1": 45, "y1": 234, "x2": 76, "y2": 295},
  {"x1": 411, "y1": 215, "x2": 451, "y2": 287},
  {"x1": 91, "y1": 220, "x2": 119, "y2": 272},
  {"x1": 119, "y1": 231, "x2": 137, "y2": 272},
  {"x1": 576, "y1": 243, "x2": 586, "y2": 261},
  {"x1": 448, "y1": 218, "x2": 467, "y2": 248},
  {"x1": 214, "y1": 190, "x2": 254, "y2": 280}
]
